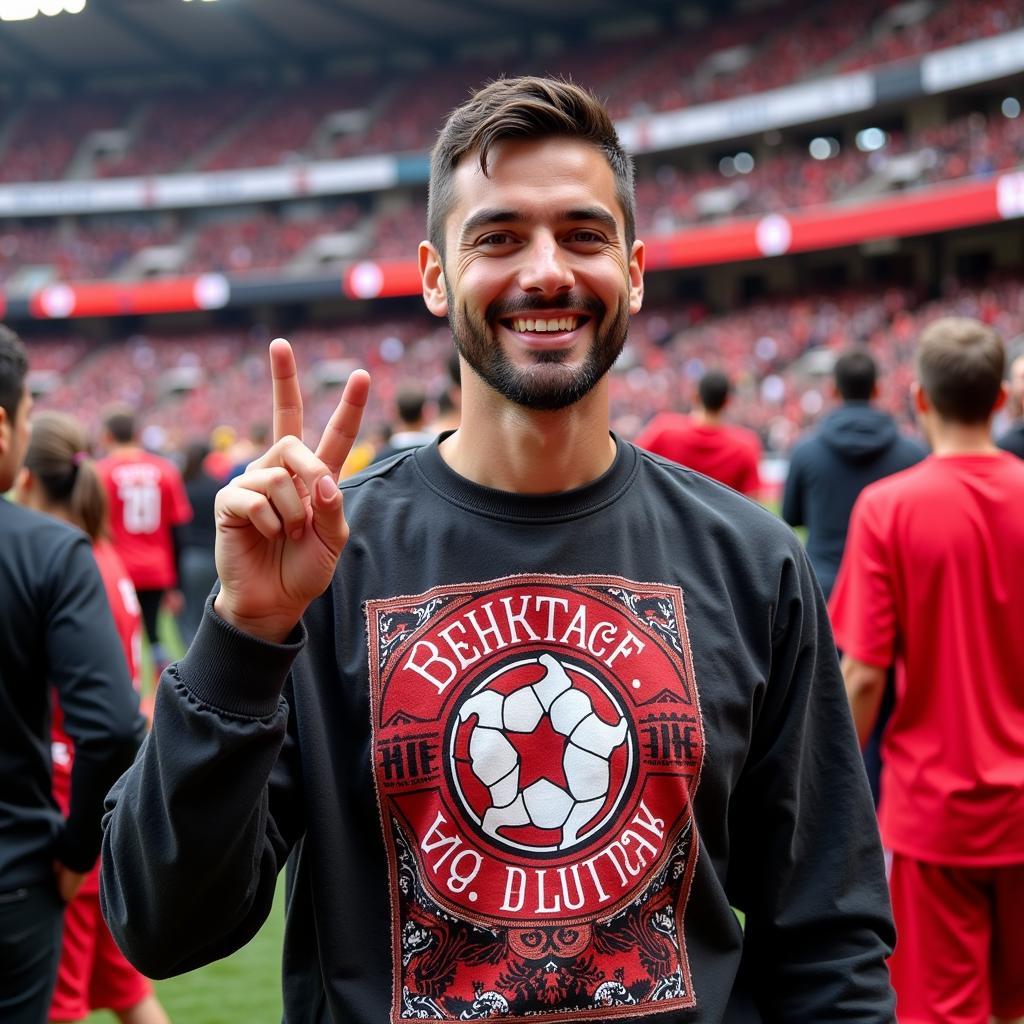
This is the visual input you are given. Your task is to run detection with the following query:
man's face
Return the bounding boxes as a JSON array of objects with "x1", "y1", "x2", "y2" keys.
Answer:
[
  {"x1": 421, "y1": 137, "x2": 644, "y2": 412},
  {"x1": 0, "y1": 383, "x2": 32, "y2": 494}
]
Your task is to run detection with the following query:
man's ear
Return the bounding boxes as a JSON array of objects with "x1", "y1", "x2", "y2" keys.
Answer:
[
  {"x1": 628, "y1": 239, "x2": 645, "y2": 315},
  {"x1": 420, "y1": 241, "x2": 449, "y2": 318},
  {"x1": 0, "y1": 405, "x2": 8, "y2": 456},
  {"x1": 993, "y1": 382, "x2": 1009, "y2": 413},
  {"x1": 912, "y1": 381, "x2": 929, "y2": 414}
]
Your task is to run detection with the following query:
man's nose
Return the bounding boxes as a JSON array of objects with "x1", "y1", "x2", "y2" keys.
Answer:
[{"x1": 517, "y1": 233, "x2": 574, "y2": 295}]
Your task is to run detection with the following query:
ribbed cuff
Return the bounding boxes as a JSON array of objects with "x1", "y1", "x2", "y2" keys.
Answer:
[{"x1": 173, "y1": 595, "x2": 306, "y2": 718}]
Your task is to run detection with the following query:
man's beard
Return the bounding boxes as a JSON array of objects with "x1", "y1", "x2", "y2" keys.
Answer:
[{"x1": 448, "y1": 290, "x2": 629, "y2": 412}]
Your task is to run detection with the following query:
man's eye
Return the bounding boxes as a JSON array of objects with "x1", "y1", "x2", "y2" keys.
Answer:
[
  {"x1": 479, "y1": 233, "x2": 515, "y2": 246},
  {"x1": 568, "y1": 230, "x2": 605, "y2": 244}
]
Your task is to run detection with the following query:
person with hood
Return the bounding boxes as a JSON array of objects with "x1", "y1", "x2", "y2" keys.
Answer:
[
  {"x1": 635, "y1": 369, "x2": 762, "y2": 497},
  {"x1": 782, "y1": 348, "x2": 926, "y2": 600},
  {"x1": 783, "y1": 347, "x2": 926, "y2": 804}
]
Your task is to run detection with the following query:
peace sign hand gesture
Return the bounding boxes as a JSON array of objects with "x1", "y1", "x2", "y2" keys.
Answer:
[{"x1": 213, "y1": 338, "x2": 371, "y2": 643}]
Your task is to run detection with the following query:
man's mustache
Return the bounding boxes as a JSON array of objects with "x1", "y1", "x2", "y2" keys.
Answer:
[{"x1": 485, "y1": 293, "x2": 606, "y2": 320}]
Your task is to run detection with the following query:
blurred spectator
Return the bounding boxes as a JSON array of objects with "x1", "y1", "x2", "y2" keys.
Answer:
[
  {"x1": 783, "y1": 347, "x2": 927, "y2": 804},
  {"x1": 782, "y1": 348, "x2": 927, "y2": 599},
  {"x1": 227, "y1": 422, "x2": 270, "y2": 480},
  {"x1": 96, "y1": 406, "x2": 193, "y2": 681},
  {"x1": 16, "y1": 411, "x2": 169, "y2": 1024},
  {"x1": 996, "y1": 351, "x2": 1024, "y2": 458},
  {"x1": 371, "y1": 383, "x2": 434, "y2": 463},
  {"x1": 176, "y1": 441, "x2": 220, "y2": 648},
  {"x1": 428, "y1": 350, "x2": 462, "y2": 434},
  {"x1": 0, "y1": 326, "x2": 143, "y2": 1022},
  {"x1": 830, "y1": 317, "x2": 1024, "y2": 1024},
  {"x1": 635, "y1": 368, "x2": 762, "y2": 497}
]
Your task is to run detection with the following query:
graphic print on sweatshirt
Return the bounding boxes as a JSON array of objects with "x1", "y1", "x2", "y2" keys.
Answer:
[{"x1": 366, "y1": 575, "x2": 704, "y2": 1022}]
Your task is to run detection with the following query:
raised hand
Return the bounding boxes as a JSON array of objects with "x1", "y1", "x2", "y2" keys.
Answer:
[{"x1": 212, "y1": 338, "x2": 370, "y2": 642}]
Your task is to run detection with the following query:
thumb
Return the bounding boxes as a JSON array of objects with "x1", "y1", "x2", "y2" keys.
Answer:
[{"x1": 311, "y1": 474, "x2": 347, "y2": 555}]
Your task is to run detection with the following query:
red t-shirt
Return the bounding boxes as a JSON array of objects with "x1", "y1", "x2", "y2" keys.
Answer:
[
  {"x1": 52, "y1": 539, "x2": 142, "y2": 893},
  {"x1": 830, "y1": 453, "x2": 1024, "y2": 865},
  {"x1": 97, "y1": 449, "x2": 193, "y2": 590},
  {"x1": 635, "y1": 414, "x2": 762, "y2": 496}
]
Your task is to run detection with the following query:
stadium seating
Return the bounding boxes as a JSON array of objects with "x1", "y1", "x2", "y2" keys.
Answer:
[{"x1": 28, "y1": 278, "x2": 1024, "y2": 456}]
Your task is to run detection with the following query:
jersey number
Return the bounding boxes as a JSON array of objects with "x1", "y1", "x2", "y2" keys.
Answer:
[{"x1": 119, "y1": 480, "x2": 161, "y2": 534}]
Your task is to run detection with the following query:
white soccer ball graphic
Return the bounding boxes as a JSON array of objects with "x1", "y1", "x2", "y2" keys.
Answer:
[{"x1": 451, "y1": 653, "x2": 631, "y2": 852}]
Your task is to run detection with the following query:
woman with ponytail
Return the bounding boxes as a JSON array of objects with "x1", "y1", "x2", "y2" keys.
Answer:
[{"x1": 16, "y1": 412, "x2": 170, "y2": 1024}]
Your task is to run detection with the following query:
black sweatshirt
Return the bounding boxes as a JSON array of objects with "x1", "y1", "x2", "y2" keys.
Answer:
[
  {"x1": 102, "y1": 437, "x2": 895, "y2": 1023},
  {"x1": 1, "y1": 497, "x2": 145, "y2": 886}
]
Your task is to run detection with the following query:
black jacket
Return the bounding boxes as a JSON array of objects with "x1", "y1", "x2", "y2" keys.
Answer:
[
  {"x1": 1, "y1": 498, "x2": 145, "y2": 887},
  {"x1": 996, "y1": 422, "x2": 1024, "y2": 459},
  {"x1": 782, "y1": 403, "x2": 927, "y2": 599},
  {"x1": 103, "y1": 437, "x2": 895, "y2": 1022}
]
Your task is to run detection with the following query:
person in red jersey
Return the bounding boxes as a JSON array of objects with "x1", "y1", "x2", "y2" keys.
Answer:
[
  {"x1": 96, "y1": 407, "x2": 192, "y2": 678},
  {"x1": 830, "y1": 316, "x2": 1024, "y2": 1024},
  {"x1": 17, "y1": 411, "x2": 170, "y2": 1024},
  {"x1": 635, "y1": 368, "x2": 762, "y2": 496}
]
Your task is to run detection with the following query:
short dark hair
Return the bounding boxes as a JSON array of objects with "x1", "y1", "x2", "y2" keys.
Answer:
[
  {"x1": 0, "y1": 324, "x2": 28, "y2": 425},
  {"x1": 916, "y1": 317, "x2": 1005, "y2": 424},
  {"x1": 103, "y1": 406, "x2": 136, "y2": 444},
  {"x1": 428, "y1": 76, "x2": 635, "y2": 259},
  {"x1": 697, "y1": 370, "x2": 730, "y2": 413},
  {"x1": 395, "y1": 385, "x2": 427, "y2": 426},
  {"x1": 834, "y1": 348, "x2": 877, "y2": 401}
]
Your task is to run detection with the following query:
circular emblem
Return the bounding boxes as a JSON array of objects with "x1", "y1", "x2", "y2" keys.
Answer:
[{"x1": 447, "y1": 652, "x2": 635, "y2": 857}]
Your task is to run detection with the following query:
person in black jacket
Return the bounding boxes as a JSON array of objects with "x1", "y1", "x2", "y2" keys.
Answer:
[
  {"x1": 782, "y1": 347, "x2": 926, "y2": 805},
  {"x1": 103, "y1": 78, "x2": 895, "y2": 1023},
  {"x1": 996, "y1": 351, "x2": 1024, "y2": 458},
  {"x1": 176, "y1": 441, "x2": 220, "y2": 647},
  {"x1": 0, "y1": 325, "x2": 145, "y2": 1024},
  {"x1": 782, "y1": 348, "x2": 927, "y2": 600}
]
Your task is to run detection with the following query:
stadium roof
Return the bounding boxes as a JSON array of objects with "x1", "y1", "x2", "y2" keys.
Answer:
[{"x1": 0, "y1": 0, "x2": 732, "y2": 84}]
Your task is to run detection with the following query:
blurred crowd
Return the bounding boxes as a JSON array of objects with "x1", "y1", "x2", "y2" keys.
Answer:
[
  {"x1": 2, "y1": 105, "x2": 1021, "y2": 285},
  {"x1": 0, "y1": 0, "x2": 1019, "y2": 186},
  {"x1": 23, "y1": 277, "x2": 1024, "y2": 473}
]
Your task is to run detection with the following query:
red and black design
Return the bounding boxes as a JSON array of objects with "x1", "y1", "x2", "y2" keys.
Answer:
[{"x1": 367, "y1": 575, "x2": 704, "y2": 1022}]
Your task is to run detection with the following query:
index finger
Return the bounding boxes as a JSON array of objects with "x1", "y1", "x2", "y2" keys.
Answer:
[
  {"x1": 315, "y1": 369, "x2": 371, "y2": 479},
  {"x1": 270, "y1": 338, "x2": 303, "y2": 444}
]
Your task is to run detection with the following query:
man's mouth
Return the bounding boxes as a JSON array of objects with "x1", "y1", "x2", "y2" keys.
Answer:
[{"x1": 499, "y1": 314, "x2": 589, "y2": 335}]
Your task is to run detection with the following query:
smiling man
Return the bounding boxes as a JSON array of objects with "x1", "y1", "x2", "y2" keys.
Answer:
[{"x1": 103, "y1": 78, "x2": 895, "y2": 1023}]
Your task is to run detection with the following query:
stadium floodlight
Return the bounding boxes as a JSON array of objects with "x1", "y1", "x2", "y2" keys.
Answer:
[
  {"x1": 809, "y1": 136, "x2": 839, "y2": 160},
  {"x1": 733, "y1": 151, "x2": 755, "y2": 174},
  {"x1": 1002, "y1": 97, "x2": 1021, "y2": 119},
  {"x1": 0, "y1": 0, "x2": 86, "y2": 16},
  {"x1": 718, "y1": 156, "x2": 736, "y2": 178},
  {"x1": 855, "y1": 127, "x2": 887, "y2": 152},
  {"x1": 0, "y1": 0, "x2": 39, "y2": 19}
]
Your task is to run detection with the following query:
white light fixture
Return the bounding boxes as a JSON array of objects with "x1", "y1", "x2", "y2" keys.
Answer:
[
  {"x1": 0, "y1": 0, "x2": 86, "y2": 17},
  {"x1": 1002, "y1": 97, "x2": 1021, "y2": 119},
  {"x1": 0, "y1": 0, "x2": 39, "y2": 20},
  {"x1": 856, "y1": 127, "x2": 887, "y2": 152},
  {"x1": 733, "y1": 151, "x2": 755, "y2": 174},
  {"x1": 809, "y1": 136, "x2": 840, "y2": 160}
]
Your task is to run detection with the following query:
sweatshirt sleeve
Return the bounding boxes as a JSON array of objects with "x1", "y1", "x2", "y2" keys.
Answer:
[
  {"x1": 50, "y1": 532, "x2": 146, "y2": 873},
  {"x1": 728, "y1": 544, "x2": 896, "y2": 1021},
  {"x1": 100, "y1": 598, "x2": 306, "y2": 979}
]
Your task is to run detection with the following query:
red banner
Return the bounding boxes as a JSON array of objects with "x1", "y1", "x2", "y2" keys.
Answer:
[{"x1": 9, "y1": 170, "x2": 1023, "y2": 317}]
